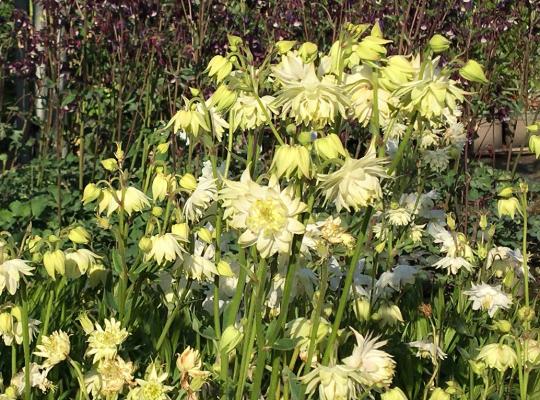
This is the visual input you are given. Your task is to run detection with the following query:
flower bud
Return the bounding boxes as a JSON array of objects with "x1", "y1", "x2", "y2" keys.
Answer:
[
  {"x1": 43, "y1": 249, "x2": 66, "y2": 280},
  {"x1": 297, "y1": 130, "x2": 313, "y2": 145},
  {"x1": 152, "y1": 206, "x2": 163, "y2": 217},
  {"x1": 372, "y1": 303, "x2": 403, "y2": 327},
  {"x1": 217, "y1": 260, "x2": 234, "y2": 277},
  {"x1": 78, "y1": 313, "x2": 95, "y2": 335},
  {"x1": 27, "y1": 235, "x2": 42, "y2": 253},
  {"x1": 97, "y1": 217, "x2": 111, "y2": 230},
  {"x1": 428, "y1": 34, "x2": 450, "y2": 53},
  {"x1": 492, "y1": 319, "x2": 512, "y2": 333},
  {"x1": 523, "y1": 339, "x2": 540, "y2": 366},
  {"x1": 139, "y1": 237, "x2": 153, "y2": 253},
  {"x1": 518, "y1": 306, "x2": 535, "y2": 322},
  {"x1": 197, "y1": 227, "x2": 213, "y2": 244},
  {"x1": 313, "y1": 134, "x2": 348, "y2": 160},
  {"x1": 497, "y1": 197, "x2": 520, "y2": 219},
  {"x1": 275, "y1": 40, "x2": 296, "y2": 54},
  {"x1": 88, "y1": 263, "x2": 107, "y2": 288},
  {"x1": 68, "y1": 226, "x2": 90, "y2": 244},
  {"x1": 101, "y1": 158, "x2": 118, "y2": 171},
  {"x1": 381, "y1": 387, "x2": 408, "y2": 400},
  {"x1": 10, "y1": 306, "x2": 22, "y2": 321},
  {"x1": 446, "y1": 213, "x2": 456, "y2": 230},
  {"x1": 0, "y1": 312, "x2": 13, "y2": 334},
  {"x1": 479, "y1": 214, "x2": 488, "y2": 230},
  {"x1": 206, "y1": 55, "x2": 233, "y2": 83},
  {"x1": 209, "y1": 85, "x2": 237, "y2": 111},
  {"x1": 271, "y1": 144, "x2": 311, "y2": 179},
  {"x1": 298, "y1": 42, "x2": 318, "y2": 63},
  {"x1": 82, "y1": 183, "x2": 101, "y2": 205},
  {"x1": 219, "y1": 325, "x2": 243, "y2": 354},
  {"x1": 429, "y1": 388, "x2": 450, "y2": 400},
  {"x1": 354, "y1": 298, "x2": 371, "y2": 322},
  {"x1": 529, "y1": 135, "x2": 540, "y2": 159},
  {"x1": 179, "y1": 173, "x2": 198, "y2": 191},
  {"x1": 156, "y1": 142, "x2": 170, "y2": 154},
  {"x1": 172, "y1": 223, "x2": 189, "y2": 241},
  {"x1": 152, "y1": 173, "x2": 169, "y2": 202},
  {"x1": 498, "y1": 187, "x2": 513, "y2": 198},
  {"x1": 459, "y1": 60, "x2": 488, "y2": 84}
]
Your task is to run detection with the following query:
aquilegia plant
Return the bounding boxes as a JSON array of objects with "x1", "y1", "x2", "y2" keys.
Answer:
[{"x1": 1, "y1": 22, "x2": 539, "y2": 400}]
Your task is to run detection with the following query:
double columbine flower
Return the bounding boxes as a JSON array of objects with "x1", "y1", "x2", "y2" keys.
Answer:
[{"x1": 220, "y1": 170, "x2": 306, "y2": 258}]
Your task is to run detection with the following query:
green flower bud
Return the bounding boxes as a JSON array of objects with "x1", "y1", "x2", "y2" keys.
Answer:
[
  {"x1": 275, "y1": 40, "x2": 296, "y2": 55},
  {"x1": 68, "y1": 226, "x2": 90, "y2": 244},
  {"x1": 82, "y1": 183, "x2": 101, "y2": 205},
  {"x1": 0, "y1": 312, "x2": 13, "y2": 334},
  {"x1": 197, "y1": 227, "x2": 213, "y2": 244},
  {"x1": 219, "y1": 325, "x2": 243, "y2": 354},
  {"x1": 43, "y1": 249, "x2": 66, "y2": 280},
  {"x1": 459, "y1": 60, "x2": 488, "y2": 84},
  {"x1": 101, "y1": 158, "x2": 118, "y2": 171},
  {"x1": 179, "y1": 173, "x2": 198, "y2": 191},
  {"x1": 139, "y1": 237, "x2": 153, "y2": 253},
  {"x1": 429, "y1": 34, "x2": 451, "y2": 53},
  {"x1": 298, "y1": 42, "x2": 318, "y2": 63}
]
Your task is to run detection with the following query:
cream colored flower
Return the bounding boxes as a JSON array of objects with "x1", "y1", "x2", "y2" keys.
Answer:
[
  {"x1": 408, "y1": 337, "x2": 447, "y2": 364},
  {"x1": 0, "y1": 259, "x2": 33, "y2": 295},
  {"x1": 345, "y1": 66, "x2": 392, "y2": 127},
  {"x1": 230, "y1": 94, "x2": 277, "y2": 132},
  {"x1": 386, "y1": 207, "x2": 412, "y2": 226},
  {"x1": 476, "y1": 343, "x2": 517, "y2": 372},
  {"x1": 86, "y1": 318, "x2": 129, "y2": 363},
  {"x1": 181, "y1": 239, "x2": 218, "y2": 281},
  {"x1": 220, "y1": 170, "x2": 306, "y2": 258},
  {"x1": 34, "y1": 330, "x2": 70, "y2": 367},
  {"x1": 343, "y1": 329, "x2": 396, "y2": 389},
  {"x1": 146, "y1": 233, "x2": 185, "y2": 265},
  {"x1": 463, "y1": 283, "x2": 512, "y2": 318},
  {"x1": 522, "y1": 338, "x2": 540, "y2": 367},
  {"x1": 152, "y1": 172, "x2": 177, "y2": 202},
  {"x1": 184, "y1": 161, "x2": 218, "y2": 222},
  {"x1": 302, "y1": 364, "x2": 356, "y2": 400},
  {"x1": 121, "y1": 186, "x2": 151, "y2": 215},
  {"x1": 317, "y1": 148, "x2": 387, "y2": 212},
  {"x1": 65, "y1": 248, "x2": 102, "y2": 279},
  {"x1": 86, "y1": 356, "x2": 134, "y2": 397},
  {"x1": 176, "y1": 347, "x2": 210, "y2": 392},
  {"x1": 128, "y1": 363, "x2": 173, "y2": 400},
  {"x1": 272, "y1": 53, "x2": 348, "y2": 128}
]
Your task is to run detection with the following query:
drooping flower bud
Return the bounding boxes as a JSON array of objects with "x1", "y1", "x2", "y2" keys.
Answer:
[
  {"x1": 180, "y1": 173, "x2": 198, "y2": 191},
  {"x1": 219, "y1": 325, "x2": 243, "y2": 355},
  {"x1": 217, "y1": 260, "x2": 234, "y2": 277},
  {"x1": 428, "y1": 34, "x2": 451, "y2": 53},
  {"x1": 275, "y1": 40, "x2": 296, "y2": 54},
  {"x1": 82, "y1": 183, "x2": 101, "y2": 205},
  {"x1": 298, "y1": 42, "x2": 318, "y2": 63},
  {"x1": 43, "y1": 249, "x2": 66, "y2": 280},
  {"x1": 101, "y1": 158, "x2": 118, "y2": 171},
  {"x1": 206, "y1": 55, "x2": 233, "y2": 83},
  {"x1": 197, "y1": 228, "x2": 213, "y2": 244},
  {"x1": 313, "y1": 134, "x2": 348, "y2": 160},
  {"x1": 459, "y1": 60, "x2": 488, "y2": 84},
  {"x1": 172, "y1": 223, "x2": 189, "y2": 241},
  {"x1": 68, "y1": 226, "x2": 90, "y2": 244}
]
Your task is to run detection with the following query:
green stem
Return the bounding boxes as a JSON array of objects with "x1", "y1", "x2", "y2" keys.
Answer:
[
  {"x1": 69, "y1": 359, "x2": 90, "y2": 400},
  {"x1": 322, "y1": 207, "x2": 373, "y2": 365},
  {"x1": 520, "y1": 190, "x2": 529, "y2": 309},
  {"x1": 20, "y1": 288, "x2": 31, "y2": 400},
  {"x1": 303, "y1": 260, "x2": 329, "y2": 374}
]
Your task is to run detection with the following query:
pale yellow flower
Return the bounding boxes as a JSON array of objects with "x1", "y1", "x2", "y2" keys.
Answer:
[
  {"x1": 146, "y1": 233, "x2": 185, "y2": 266},
  {"x1": 34, "y1": 330, "x2": 70, "y2": 367},
  {"x1": 64, "y1": 248, "x2": 101, "y2": 279},
  {"x1": 476, "y1": 343, "x2": 517, "y2": 372},
  {"x1": 220, "y1": 170, "x2": 306, "y2": 258},
  {"x1": 122, "y1": 187, "x2": 151, "y2": 215},
  {"x1": 317, "y1": 148, "x2": 387, "y2": 212},
  {"x1": 303, "y1": 364, "x2": 356, "y2": 400},
  {"x1": 128, "y1": 363, "x2": 173, "y2": 400},
  {"x1": 86, "y1": 356, "x2": 134, "y2": 397},
  {"x1": 230, "y1": 94, "x2": 277, "y2": 132},
  {"x1": 463, "y1": 283, "x2": 512, "y2": 317},
  {"x1": 272, "y1": 53, "x2": 348, "y2": 128},
  {"x1": 181, "y1": 239, "x2": 218, "y2": 281},
  {"x1": 86, "y1": 318, "x2": 129, "y2": 363}
]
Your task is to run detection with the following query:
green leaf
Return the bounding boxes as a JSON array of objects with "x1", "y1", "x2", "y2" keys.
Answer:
[{"x1": 271, "y1": 337, "x2": 300, "y2": 351}]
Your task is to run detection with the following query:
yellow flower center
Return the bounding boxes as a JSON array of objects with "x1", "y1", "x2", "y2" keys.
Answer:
[
  {"x1": 141, "y1": 381, "x2": 165, "y2": 400},
  {"x1": 247, "y1": 198, "x2": 287, "y2": 236},
  {"x1": 481, "y1": 295, "x2": 493, "y2": 310}
]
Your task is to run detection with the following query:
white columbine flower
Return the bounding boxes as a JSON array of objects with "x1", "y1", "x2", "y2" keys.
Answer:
[
  {"x1": 343, "y1": 329, "x2": 396, "y2": 389},
  {"x1": 408, "y1": 337, "x2": 447, "y2": 364},
  {"x1": 146, "y1": 233, "x2": 185, "y2": 266},
  {"x1": 463, "y1": 283, "x2": 512, "y2": 317},
  {"x1": 0, "y1": 259, "x2": 33, "y2": 295},
  {"x1": 86, "y1": 318, "x2": 129, "y2": 363},
  {"x1": 184, "y1": 161, "x2": 218, "y2": 222},
  {"x1": 317, "y1": 148, "x2": 387, "y2": 212},
  {"x1": 302, "y1": 364, "x2": 356, "y2": 400},
  {"x1": 220, "y1": 170, "x2": 306, "y2": 258},
  {"x1": 180, "y1": 239, "x2": 218, "y2": 281}
]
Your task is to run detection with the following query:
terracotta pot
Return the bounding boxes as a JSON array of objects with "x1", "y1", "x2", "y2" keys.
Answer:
[{"x1": 474, "y1": 119, "x2": 503, "y2": 153}]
